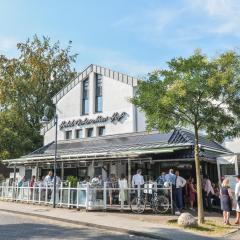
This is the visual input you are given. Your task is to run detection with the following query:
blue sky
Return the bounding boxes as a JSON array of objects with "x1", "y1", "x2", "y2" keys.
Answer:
[{"x1": 1, "y1": 0, "x2": 240, "y2": 78}]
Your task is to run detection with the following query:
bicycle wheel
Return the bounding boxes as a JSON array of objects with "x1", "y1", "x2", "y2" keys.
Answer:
[
  {"x1": 130, "y1": 197, "x2": 145, "y2": 214},
  {"x1": 154, "y1": 195, "x2": 169, "y2": 214}
]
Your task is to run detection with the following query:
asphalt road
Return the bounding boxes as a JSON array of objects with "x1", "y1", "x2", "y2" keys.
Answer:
[
  {"x1": 0, "y1": 211, "x2": 151, "y2": 240},
  {"x1": 0, "y1": 210, "x2": 239, "y2": 240}
]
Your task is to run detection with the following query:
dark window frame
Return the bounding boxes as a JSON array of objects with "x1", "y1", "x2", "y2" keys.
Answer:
[
  {"x1": 82, "y1": 78, "x2": 89, "y2": 115},
  {"x1": 95, "y1": 74, "x2": 103, "y2": 113},
  {"x1": 75, "y1": 129, "x2": 83, "y2": 139},
  {"x1": 86, "y1": 128, "x2": 94, "y2": 138},
  {"x1": 98, "y1": 126, "x2": 105, "y2": 136},
  {"x1": 65, "y1": 130, "x2": 72, "y2": 140}
]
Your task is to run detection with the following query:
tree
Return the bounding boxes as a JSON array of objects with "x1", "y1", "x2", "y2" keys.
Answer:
[
  {"x1": 0, "y1": 108, "x2": 36, "y2": 159},
  {"x1": 0, "y1": 35, "x2": 77, "y2": 159},
  {"x1": 131, "y1": 50, "x2": 240, "y2": 224}
]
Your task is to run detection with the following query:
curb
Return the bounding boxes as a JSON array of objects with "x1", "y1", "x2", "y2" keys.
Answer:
[{"x1": 0, "y1": 208, "x2": 168, "y2": 240}]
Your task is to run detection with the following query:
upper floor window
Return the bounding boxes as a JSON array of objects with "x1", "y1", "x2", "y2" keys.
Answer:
[
  {"x1": 65, "y1": 130, "x2": 72, "y2": 140},
  {"x1": 98, "y1": 126, "x2": 105, "y2": 136},
  {"x1": 95, "y1": 74, "x2": 102, "y2": 113},
  {"x1": 86, "y1": 128, "x2": 94, "y2": 138},
  {"x1": 75, "y1": 129, "x2": 83, "y2": 139},
  {"x1": 82, "y1": 78, "x2": 89, "y2": 115}
]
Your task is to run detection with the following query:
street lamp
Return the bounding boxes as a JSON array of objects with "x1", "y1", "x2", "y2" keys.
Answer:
[{"x1": 41, "y1": 106, "x2": 58, "y2": 208}]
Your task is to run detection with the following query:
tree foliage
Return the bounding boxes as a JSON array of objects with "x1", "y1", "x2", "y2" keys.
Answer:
[
  {"x1": 0, "y1": 35, "x2": 77, "y2": 159},
  {"x1": 131, "y1": 50, "x2": 240, "y2": 224}
]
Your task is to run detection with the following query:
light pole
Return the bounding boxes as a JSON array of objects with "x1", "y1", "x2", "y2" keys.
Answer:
[{"x1": 42, "y1": 106, "x2": 58, "y2": 208}]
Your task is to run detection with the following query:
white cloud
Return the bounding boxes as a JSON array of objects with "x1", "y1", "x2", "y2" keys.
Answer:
[
  {"x1": 186, "y1": 0, "x2": 240, "y2": 35},
  {"x1": 113, "y1": 7, "x2": 184, "y2": 37}
]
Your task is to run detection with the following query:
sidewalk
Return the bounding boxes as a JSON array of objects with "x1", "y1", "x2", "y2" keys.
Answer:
[{"x1": 0, "y1": 200, "x2": 238, "y2": 240}]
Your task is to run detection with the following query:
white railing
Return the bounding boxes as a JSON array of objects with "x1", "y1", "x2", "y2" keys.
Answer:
[{"x1": 0, "y1": 182, "x2": 173, "y2": 213}]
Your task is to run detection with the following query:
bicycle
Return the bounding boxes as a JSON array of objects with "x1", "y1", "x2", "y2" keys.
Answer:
[{"x1": 130, "y1": 188, "x2": 170, "y2": 214}]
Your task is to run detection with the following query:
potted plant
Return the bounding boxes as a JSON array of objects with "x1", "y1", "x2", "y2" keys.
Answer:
[{"x1": 67, "y1": 176, "x2": 78, "y2": 206}]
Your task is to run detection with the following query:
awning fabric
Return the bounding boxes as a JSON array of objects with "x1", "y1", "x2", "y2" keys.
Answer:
[{"x1": 217, "y1": 155, "x2": 237, "y2": 165}]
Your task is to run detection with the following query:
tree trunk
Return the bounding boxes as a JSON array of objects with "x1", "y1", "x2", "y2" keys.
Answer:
[{"x1": 194, "y1": 126, "x2": 204, "y2": 224}]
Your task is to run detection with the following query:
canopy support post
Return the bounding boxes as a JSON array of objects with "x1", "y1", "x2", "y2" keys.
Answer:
[{"x1": 61, "y1": 161, "x2": 64, "y2": 180}]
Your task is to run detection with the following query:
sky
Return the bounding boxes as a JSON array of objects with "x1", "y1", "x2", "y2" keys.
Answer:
[{"x1": 1, "y1": 0, "x2": 240, "y2": 78}]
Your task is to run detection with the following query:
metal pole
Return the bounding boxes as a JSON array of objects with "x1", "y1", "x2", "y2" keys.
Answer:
[
  {"x1": 53, "y1": 113, "x2": 58, "y2": 208},
  {"x1": 13, "y1": 164, "x2": 16, "y2": 184},
  {"x1": 13, "y1": 164, "x2": 16, "y2": 200}
]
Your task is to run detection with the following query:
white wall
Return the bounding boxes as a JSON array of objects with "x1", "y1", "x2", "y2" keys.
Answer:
[
  {"x1": 44, "y1": 72, "x2": 139, "y2": 144},
  {"x1": 136, "y1": 108, "x2": 147, "y2": 132},
  {"x1": 19, "y1": 166, "x2": 25, "y2": 179}
]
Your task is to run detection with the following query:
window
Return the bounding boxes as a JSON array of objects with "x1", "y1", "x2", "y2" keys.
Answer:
[
  {"x1": 95, "y1": 74, "x2": 102, "y2": 113},
  {"x1": 25, "y1": 169, "x2": 32, "y2": 181},
  {"x1": 86, "y1": 128, "x2": 94, "y2": 138},
  {"x1": 82, "y1": 78, "x2": 89, "y2": 115},
  {"x1": 65, "y1": 130, "x2": 72, "y2": 140},
  {"x1": 75, "y1": 129, "x2": 83, "y2": 139},
  {"x1": 94, "y1": 167, "x2": 102, "y2": 177},
  {"x1": 98, "y1": 126, "x2": 105, "y2": 136}
]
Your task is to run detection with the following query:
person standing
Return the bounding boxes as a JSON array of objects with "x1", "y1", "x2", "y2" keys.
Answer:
[
  {"x1": 189, "y1": 178, "x2": 197, "y2": 211},
  {"x1": 204, "y1": 175, "x2": 214, "y2": 211},
  {"x1": 118, "y1": 174, "x2": 128, "y2": 209},
  {"x1": 29, "y1": 175, "x2": 36, "y2": 200},
  {"x1": 108, "y1": 174, "x2": 117, "y2": 205},
  {"x1": 165, "y1": 169, "x2": 180, "y2": 215},
  {"x1": 18, "y1": 176, "x2": 26, "y2": 188},
  {"x1": 132, "y1": 169, "x2": 144, "y2": 199},
  {"x1": 44, "y1": 171, "x2": 53, "y2": 185},
  {"x1": 220, "y1": 179, "x2": 232, "y2": 225},
  {"x1": 156, "y1": 172, "x2": 166, "y2": 186},
  {"x1": 202, "y1": 175, "x2": 207, "y2": 210},
  {"x1": 175, "y1": 170, "x2": 186, "y2": 212},
  {"x1": 235, "y1": 175, "x2": 240, "y2": 224},
  {"x1": 132, "y1": 169, "x2": 144, "y2": 188},
  {"x1": 50, "y1": 175, "x2": 61, "y2": 205},
  {"x1": 44, "y1": 171, "x2": 53, "y2": 201}
]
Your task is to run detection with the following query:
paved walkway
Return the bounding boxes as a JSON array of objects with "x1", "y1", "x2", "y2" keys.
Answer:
[{"x1": 0, "y1": 201, "x2": 239, "y2": 240}]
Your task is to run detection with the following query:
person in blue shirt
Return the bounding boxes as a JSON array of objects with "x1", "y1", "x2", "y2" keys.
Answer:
[
  {"x1": 156, "y1": 172, "x2": 166, "y2": 186},
  {"x1": 165, "y1": 169, "x2": 179, "y2": 215},
  {"x1": 165, "y1": 169, "x2": 177, "y2": 186}
]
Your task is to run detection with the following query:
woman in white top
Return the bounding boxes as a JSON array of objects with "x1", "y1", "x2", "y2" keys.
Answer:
[
  {"x1": 118, "y1": 174, "x2": 128, "y2": 204},
  {"x1": 235, "y1": 175, "x2": 240, "y2": 224}
]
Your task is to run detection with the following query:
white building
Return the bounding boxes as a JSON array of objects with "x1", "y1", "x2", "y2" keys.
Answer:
[
  {"x1": 43, "y1": 64, "x2": 146, "y2": 145},
  {"x1": 4, "y1": 64, "x2": 231, "y2": 183}
]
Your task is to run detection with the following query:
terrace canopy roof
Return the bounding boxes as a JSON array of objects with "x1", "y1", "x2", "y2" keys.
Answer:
[{"x1": 3, "y1": 128, "x2": 231, "y2": 165}]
